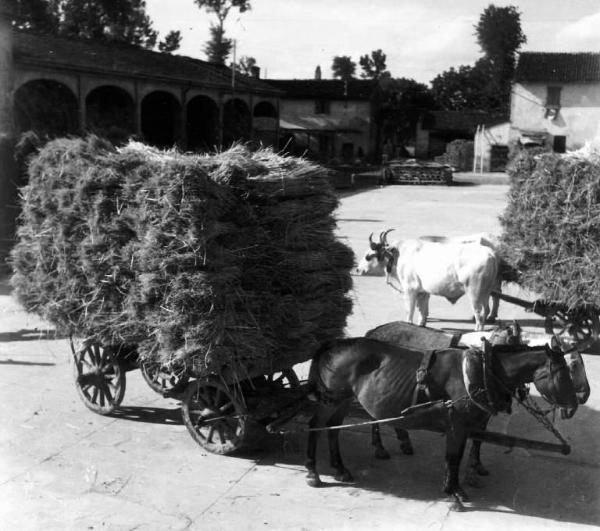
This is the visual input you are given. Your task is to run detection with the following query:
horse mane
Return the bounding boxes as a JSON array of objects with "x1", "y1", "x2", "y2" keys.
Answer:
[{"x1": 488, "y1": 343, "x2": 550, "y2": 354}]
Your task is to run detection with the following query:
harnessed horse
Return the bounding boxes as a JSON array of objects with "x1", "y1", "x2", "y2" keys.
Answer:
[{"x1": 305, "y1": 334, "x2": 578, "y2": 510}]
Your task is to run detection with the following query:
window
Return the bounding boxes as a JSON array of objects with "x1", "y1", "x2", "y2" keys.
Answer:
[
  {"x1": 546, "y1": 86, "x2": 561, "y2": 107},
  {"x1": 314, "y1": 99, "x2": 330, "y2": 114},
  {"x1": 553, "y1": 135, "x2": 566, "y2": 153}
]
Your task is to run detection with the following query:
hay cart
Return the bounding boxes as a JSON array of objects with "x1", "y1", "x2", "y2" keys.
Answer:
[
  {"x1": 491, "y1": 290, "x2": 600, "y2": 347},
  {"x1": 71, "y1": 337, "x2": 311, "y2": 455}
]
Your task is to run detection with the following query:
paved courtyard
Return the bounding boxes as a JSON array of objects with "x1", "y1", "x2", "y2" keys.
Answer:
[{"x1": 1, "y1": 176, "x2": 599, "y2": 530}]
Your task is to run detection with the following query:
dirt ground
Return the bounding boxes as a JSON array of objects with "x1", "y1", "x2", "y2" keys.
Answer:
[{"x1": 1, "y1": 174, "x2": 599, "y2": 530}]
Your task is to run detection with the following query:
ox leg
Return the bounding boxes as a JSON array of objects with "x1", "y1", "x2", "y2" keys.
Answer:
[
  {"x1": 443, "y1": 429, "x2": 470, "y2": 511},
  {"x1": 416, "y1": 293, "x2": 430, "y2": 327},
  {"x1": 488, "y1": 292, "x2": 500, "y2": 323},
  {"x1": 468, "y1": 292, "x2": 487, "y2": 332},
  {"x1": 372, "y1": 425, "x2": 391, "y2": 460},
  {"x1": 328, "y1": 404, "x2": 354, "y2": 482},
  {"x1": 405, "y1": 292, "x2": 417, "y2": 324}
]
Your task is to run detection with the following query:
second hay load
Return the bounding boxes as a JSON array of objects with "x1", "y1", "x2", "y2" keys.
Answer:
[{"x1": 11, "y1": 138, "x2": 354, "y2": 380}]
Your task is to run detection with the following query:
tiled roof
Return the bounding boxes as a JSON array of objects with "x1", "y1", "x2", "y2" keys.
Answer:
[
  {"x1": 265, "y1": 79, "x2": 374, "y2": 100},
  {"x1": 515, "y1": 52, "x2": 600, "y2": 83},
  {"x1": 13, "y1": 31, "x2": 281, "y2": 95}
]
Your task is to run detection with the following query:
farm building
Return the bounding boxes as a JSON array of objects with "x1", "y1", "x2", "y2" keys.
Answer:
[
  {"x1": 266, "y1": 77, "x2": 375, "y2": 163},
  {"x1": 510, "y1": 52, "x2": 600, "y2": 151}
]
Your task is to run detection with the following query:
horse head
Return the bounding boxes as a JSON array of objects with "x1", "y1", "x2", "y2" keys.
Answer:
[{"x1": 532, "y1": 336, "x2": 579, "y2": 419}]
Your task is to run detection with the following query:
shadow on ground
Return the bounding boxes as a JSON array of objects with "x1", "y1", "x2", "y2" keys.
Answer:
[{"x1": 225, "y1": 401, "x2": 600, "y2": 526}]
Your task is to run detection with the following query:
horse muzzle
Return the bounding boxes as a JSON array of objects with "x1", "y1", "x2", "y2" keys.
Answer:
[{"x1": 560, "y1": 406, "x2": 577, "y2": 419}]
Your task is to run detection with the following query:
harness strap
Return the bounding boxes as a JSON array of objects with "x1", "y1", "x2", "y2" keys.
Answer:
[{"x1": 413, "y1": 349, "x2": 435, "y2": 405}]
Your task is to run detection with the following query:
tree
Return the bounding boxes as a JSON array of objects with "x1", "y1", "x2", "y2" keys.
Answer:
[
  {"x1": 359, "y1": 49, "x2": 388, "y2": 79},
  {"x1": 11, "y1": 0, "x2": 58, "y2": 32},
  {"x1": 474, "y1": 4, "x2": 526, "y2": 110},
  {"x1": 236, "y1": 55, "x2": 257, "y2": 76},
  {"x1": 59, "y1": 0, "x2": 158, "y2": 49},
  {"x1": 331, "y1": 56, "x2": 356, "y2": 81},
  {"x1": 194, "y1": 0, "x2": 251, "y2": 64},
  {"x1": 11, "y1": 0, "x2": 181, "y2": 53},
  {"x1": 158, "y1": 30, "x2": 182, "y2": 53},
  {"x1": 371, "y1": 76, "x2": 436, "y2": 159},
  {"x1": 431, "y1": 3, "x2": 526, "y2": 112}
]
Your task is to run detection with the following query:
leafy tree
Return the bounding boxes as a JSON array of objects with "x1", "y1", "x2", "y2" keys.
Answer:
[
  {"x1": 359, "y1": 49, "x2": 388, "y2": 79},
  {"x1": 158, "y1": 30, "x2": 182, "y2": 53},
  {"x1": 431, "y1": 3, "x2": 526, "y2": 112},
  {"x1": 11, "y1": 0, "x2": 58, "y2": 32},
  {"x1": 331, "y1": 56, "x2": 356, "y2": 81},
  {"x1": 236, "y1": 55, "x2": 257, "y2": 76},
  {"x1": 371, "y1": 76, "x2": 436, "y2": 159},
  {"x1": 11, "y1": 0, "x2": 181, "y2": 53},
  {"x1": 474, "y1": 4, "x2": 526, "y2": 109},
  {"x1": 59, "y1": 0, "x2": 158, "y2": 49},
  {"x1": 194, "y1": 0, "x2": 251, "y2": 64}
]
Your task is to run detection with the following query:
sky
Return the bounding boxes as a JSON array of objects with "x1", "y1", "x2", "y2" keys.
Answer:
[{"x1": 145, "y1": 0, "x2": 600, "y2": 85}]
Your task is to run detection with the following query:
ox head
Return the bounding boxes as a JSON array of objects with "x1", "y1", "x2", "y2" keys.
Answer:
[{"x1": 356, "y1": 229, "x2": 396, "y2": 276}]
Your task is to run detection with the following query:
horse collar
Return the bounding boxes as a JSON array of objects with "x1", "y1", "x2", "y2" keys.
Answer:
[{"x1": 462, "y1": 347, "x2": 510, "y2": 416}]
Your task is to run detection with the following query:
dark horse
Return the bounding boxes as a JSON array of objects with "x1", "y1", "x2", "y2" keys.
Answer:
[
  {"x1": 369, "y1": 326, "x2": 591, "y2": 486},
  {"x1": 305, "y1": 336, "x2": 578, "y2": 510}
]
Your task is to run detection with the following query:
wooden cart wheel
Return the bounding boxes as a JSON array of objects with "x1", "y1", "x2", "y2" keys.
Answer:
[
  {"x1": 73, "y1": 342, "x2": 125, "y2": 415},
  {"x1": 140, "y1": 361, "x2": 189, "y2": 395},
  {"x1": 181, "y1": 379, "x2": 247, "y2": 455},
  {"x1": 266, "y1": 368, "x2": 300, "y2": 389}
]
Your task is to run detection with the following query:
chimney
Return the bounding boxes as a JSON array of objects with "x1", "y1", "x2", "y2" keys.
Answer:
[
  {"x1": 315, "y1": 65, "x2": 321, "y2": 80},
  {"x1": 250, "y1": 65, "x2": 260, "y2": 78}
]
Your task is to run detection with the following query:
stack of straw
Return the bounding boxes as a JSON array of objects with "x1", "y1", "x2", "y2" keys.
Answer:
[
  {"x1": 499, "y1": 147, "x2": 600, "y2": 307},
  {"x1": 11, "y1": 138, "x2": 354, "y2": 380}
]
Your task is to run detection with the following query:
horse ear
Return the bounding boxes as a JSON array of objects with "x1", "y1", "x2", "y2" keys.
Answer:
[{"x1": 550, "y1": 335, "x2": 560, "y2": 351}]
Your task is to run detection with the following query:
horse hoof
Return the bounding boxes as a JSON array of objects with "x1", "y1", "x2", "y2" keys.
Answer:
[
  {"x1": 335, "y1": 470, "x2": 354, "y2": 482},
  {"x1": 306, "y1": 475, "x2": 322, "y2": 488},
  {"x1": 449, "y1": 500, "x2": 467, "y2": 512},
  {"x1": 400, "y1": 442, "x2": 414, "y2": 455},
  {"x1": 455, "y1": 488, "x2": 470, "y2": 503},
  {"x1": 374, "y1": 447, "x2": 391, "y2": 460}
]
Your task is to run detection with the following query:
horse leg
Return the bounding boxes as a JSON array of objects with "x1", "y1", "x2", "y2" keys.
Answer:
[
  {"x1": 395, "y1": 428, "x2": 414, "y2": 455},
  {"x1": 306, "y1": 404, "x2": 335, "y2": 487},
  {"x1": 328, "y1": 404, "x2": 354, "y2": 482},
  {"x1": 443, "y1": 430, "x2": 470, "y2": 511},
  {"x1": 372, "y1": 424, "x2": 391, "y2": 459},
  {"x1": 416, "y1": 293, "x2": 430, "y2": 327}
]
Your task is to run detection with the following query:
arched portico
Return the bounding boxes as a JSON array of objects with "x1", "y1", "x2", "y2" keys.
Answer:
[
  {"x1": 186, "y1": 95, "x2": 219, "y2": 152},
  {"x1": 13, "y1": 79, "x2": 78, "y2": 136},
  {"x1": 141, "y1": 91, "x2": 182, "y2": 148},
  {"x1": 223, "y1": 98, "x2": 251, "y2": 147},
  {"x1": 86, "y1": 85, "x2": 135, "y2": 143}
]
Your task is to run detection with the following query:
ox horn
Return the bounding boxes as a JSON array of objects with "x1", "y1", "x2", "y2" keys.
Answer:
[
  {"x1": 369, "y1": 232, "x2": 378, "y2": 250},
  {"x1": 381, "y1": 228, "x2": 395, "y2": 246}
]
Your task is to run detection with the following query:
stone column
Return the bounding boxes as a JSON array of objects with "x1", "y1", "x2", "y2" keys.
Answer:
[{"x1": 0, "y1": 4, "x2": 16, "y2": 269}]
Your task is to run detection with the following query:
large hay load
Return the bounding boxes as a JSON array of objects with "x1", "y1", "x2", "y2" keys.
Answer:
[
  {"x1": 499, "y1": 145, "x2": 600, "y2": 307},
  {"x1": 11, "y1": 137, "x2": 354, "y2": 381}
]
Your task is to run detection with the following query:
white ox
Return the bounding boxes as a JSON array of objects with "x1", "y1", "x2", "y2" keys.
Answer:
[{"x1": 356, "y1": 230, "x2": 499, "y2": 331}]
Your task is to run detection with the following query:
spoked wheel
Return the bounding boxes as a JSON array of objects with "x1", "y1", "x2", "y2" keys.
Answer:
[
  {"x1": 266, "y1": 368, "x2": 300, "y2": 390},
  {"x1": 72, "y1": 342, "x2": 125, "y2": 415},
  {"x1": 181, "y1": 379, "x2": 247, "y2": 455},
  {"x1": 140, "y1": 361, "x2": 189, "y2": 395}
]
